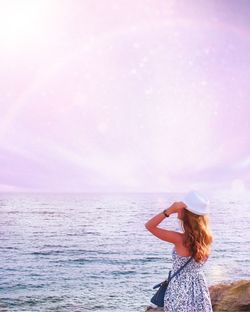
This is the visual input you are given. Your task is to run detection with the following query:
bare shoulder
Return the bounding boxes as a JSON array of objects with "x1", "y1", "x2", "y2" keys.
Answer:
[
  {"x1": 175, "y1": 232, "x2": 185, "y2": 244},
  {"x1": 175, "y1": 233, "x2": 193, "y2": 256}
]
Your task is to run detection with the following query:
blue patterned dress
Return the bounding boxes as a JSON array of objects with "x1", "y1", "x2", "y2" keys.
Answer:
[{"x1": 164, "y1": 246, "x2": 213, "y2": 312}]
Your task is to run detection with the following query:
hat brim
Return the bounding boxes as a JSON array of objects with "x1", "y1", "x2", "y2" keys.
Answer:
[{"x1": 185, "y1": 206, "x2": 209, "y2": 216}]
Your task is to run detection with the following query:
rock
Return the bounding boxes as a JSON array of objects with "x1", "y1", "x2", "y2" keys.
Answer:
[
  {"x1": 209, "y1": 279, "x2": 250, "y2": 312},
  {"x1": 145, "y1": 279, "x2": 250, "y2": 312},
  {"x1": 145, "y1": 306, "x2": 163, "y2": 312}
]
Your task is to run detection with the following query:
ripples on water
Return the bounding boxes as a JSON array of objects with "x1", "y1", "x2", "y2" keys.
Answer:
[{"x1": 0, "y1": 192, "x2": 249, "y2": 311}]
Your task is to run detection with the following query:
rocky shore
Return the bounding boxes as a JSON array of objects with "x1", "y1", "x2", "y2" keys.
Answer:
[{"x1": 145, "y1": 279, "x2": 250, "y2": 312}]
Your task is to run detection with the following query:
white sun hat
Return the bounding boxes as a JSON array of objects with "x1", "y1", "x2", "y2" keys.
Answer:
[{"x1": 181, "y1": 190, "x2": 210, "y2": 215}]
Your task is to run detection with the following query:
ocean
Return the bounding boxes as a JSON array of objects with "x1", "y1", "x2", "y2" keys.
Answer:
[{"x1": 0, "y1": 192, "x2": 249, "y2": 312}]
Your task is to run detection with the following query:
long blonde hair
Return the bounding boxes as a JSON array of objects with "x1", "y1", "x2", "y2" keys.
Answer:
[{"x1": 180, "y1": 208, "x2": 213, "y2": 263}]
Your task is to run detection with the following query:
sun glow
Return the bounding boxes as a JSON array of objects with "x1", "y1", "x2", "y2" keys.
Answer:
[
  {"x1": 0, "y1": 0, "x2": 52, "y2": 53},
  {"x1": 0, "y1": 1, "x2": 249, "y2": 192}
]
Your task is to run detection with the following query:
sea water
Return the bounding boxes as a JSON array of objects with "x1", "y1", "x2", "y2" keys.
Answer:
[{"x1": 0, "y1": 192, "x2": 249, "y2": 312}]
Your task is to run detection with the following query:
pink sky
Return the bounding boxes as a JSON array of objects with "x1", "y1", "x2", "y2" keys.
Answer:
[{"x1": 0, "y1": 0, "x2": 249, "y2": 193}]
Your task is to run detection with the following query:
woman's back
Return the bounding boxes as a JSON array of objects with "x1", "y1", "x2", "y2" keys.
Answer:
[
  {"x1": 172, "y1": 245, "x2": 207, "y2": 275},
  {"x1": 164, "y1": 246, "x2": 213, "y2": 312}
]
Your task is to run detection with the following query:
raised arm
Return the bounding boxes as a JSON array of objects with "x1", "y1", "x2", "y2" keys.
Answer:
[{"x1": 144, "y1": 202, "x2": 186, "y2": 244}]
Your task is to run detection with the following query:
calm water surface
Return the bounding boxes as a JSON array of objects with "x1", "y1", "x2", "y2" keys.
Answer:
[{"x1": 0, "y1": 192, "x2": 249, "y2": 312}]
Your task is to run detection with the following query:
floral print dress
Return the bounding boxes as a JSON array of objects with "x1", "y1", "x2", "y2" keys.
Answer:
[{"x1": 164, "y1": 246, "x2": 213, "y2": 312}]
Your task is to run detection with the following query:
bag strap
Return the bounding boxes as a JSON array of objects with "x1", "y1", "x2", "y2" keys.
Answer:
[
  {"x1": 152, "y1": 252, "x2": 195, "y2": 289},
  {"x1": 168, "y1": 254, "x2": 194, "y2": 282}
]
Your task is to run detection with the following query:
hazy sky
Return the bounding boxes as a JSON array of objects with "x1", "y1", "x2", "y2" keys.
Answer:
[{"x1": 0, "y1": 0, "x2": 249, "y2": 193}]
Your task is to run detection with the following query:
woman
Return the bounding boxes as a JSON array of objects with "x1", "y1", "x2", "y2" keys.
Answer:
[{"x1": 145, "y1": 190, "x2": 213, "y2": 312}]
